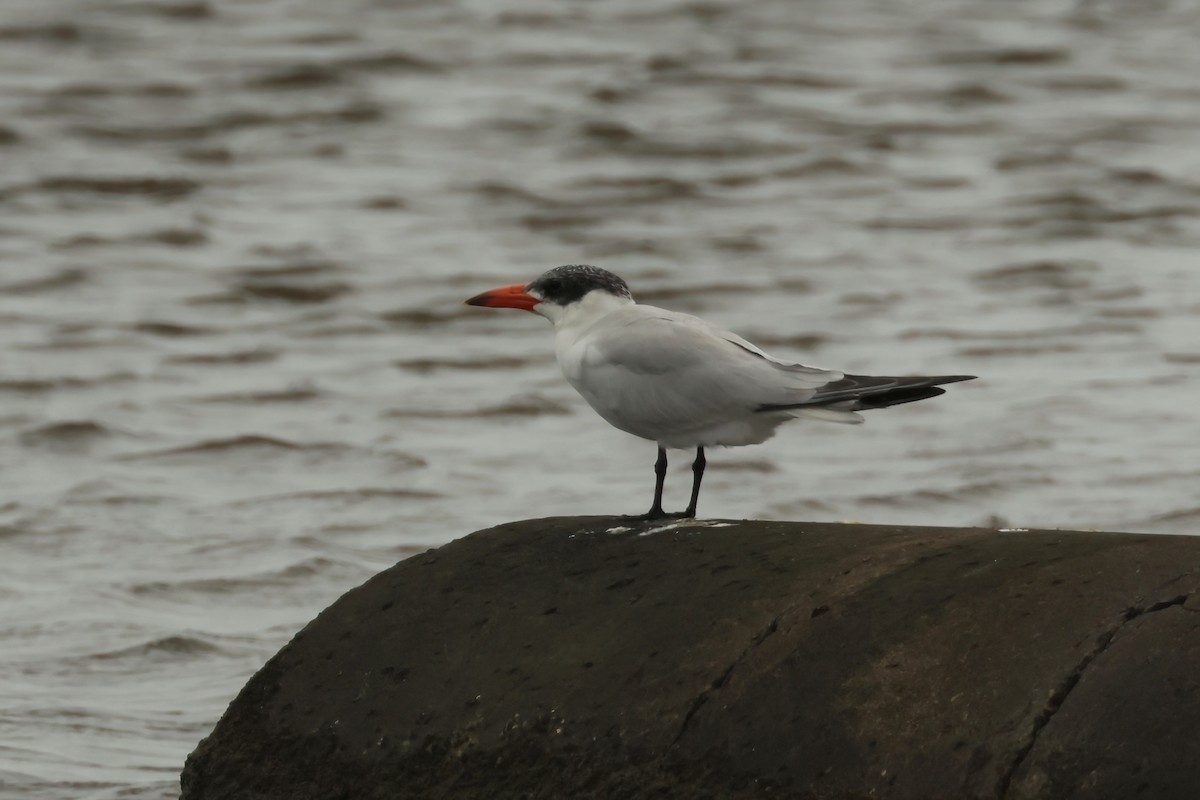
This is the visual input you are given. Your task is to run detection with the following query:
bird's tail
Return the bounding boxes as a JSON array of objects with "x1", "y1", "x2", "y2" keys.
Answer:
[
  {"x1": 758, "y1": 374, "x2": 975, "y2": 416},
  {"x1": 792, "y1": 407, "x2": 865, "y2": 424}
]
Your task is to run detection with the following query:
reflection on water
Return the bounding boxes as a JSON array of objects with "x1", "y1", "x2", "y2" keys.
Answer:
[{"x1": 3, "y1": 0, "x2": 1200, "y2": 795}]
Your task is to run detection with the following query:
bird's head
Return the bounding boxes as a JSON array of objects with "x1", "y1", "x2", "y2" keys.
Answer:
[{"x1": 465, "y1": 265, "x2": 634, "y2": 324}]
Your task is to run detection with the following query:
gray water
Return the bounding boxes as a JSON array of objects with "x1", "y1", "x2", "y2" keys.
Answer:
[{"x1": 2, "y1": 0, "x2": 1200, "y2": 796}]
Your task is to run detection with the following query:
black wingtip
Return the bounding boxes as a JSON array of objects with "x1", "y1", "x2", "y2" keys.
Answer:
[
  {"x1": 857, "y1": 375, "x2": 976, "y2": 408},
  {"x1": 756, "y1": 373, "x2": 976, "y2": 414},
  {"x1": 930, "y1": 375, "x2": 977, "y2": 385},
  {"x1": 855, "y1": 385, "x2": 944, "y2": 409}
]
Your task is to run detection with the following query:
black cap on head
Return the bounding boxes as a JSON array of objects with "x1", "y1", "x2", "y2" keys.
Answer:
[{"x1": 525, "y1": 265, "x2": 632, "y2": 306}]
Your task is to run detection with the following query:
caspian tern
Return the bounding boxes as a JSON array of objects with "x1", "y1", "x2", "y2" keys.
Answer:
[{"x1": 466, "y1": 265, "x2": 975, "y2": 519}]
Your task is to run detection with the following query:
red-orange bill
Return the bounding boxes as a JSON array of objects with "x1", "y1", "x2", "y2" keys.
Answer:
[{"x1": 464, "y1": 283, "x2": 539, "y2": 312}]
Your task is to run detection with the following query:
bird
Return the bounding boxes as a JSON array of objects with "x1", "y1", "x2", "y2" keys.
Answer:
[{"x1": 465, "y1": 265, "x2": 974, "y2": 520}]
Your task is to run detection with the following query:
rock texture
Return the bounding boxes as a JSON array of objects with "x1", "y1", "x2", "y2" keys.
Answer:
[{"x1": 181, "y1": 517, "x2": 1200, "y2": 800}]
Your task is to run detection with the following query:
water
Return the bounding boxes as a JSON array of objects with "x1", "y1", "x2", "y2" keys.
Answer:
[{"x1": 2, "y1": 0, "x2": 1200, "y2": 796}]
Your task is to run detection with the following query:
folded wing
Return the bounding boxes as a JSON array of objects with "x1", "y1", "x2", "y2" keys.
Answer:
[{"x1": 575, "y1": 308, "x2": 842, "y2": 439}]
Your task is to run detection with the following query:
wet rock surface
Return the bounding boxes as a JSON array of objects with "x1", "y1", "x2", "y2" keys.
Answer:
[{"x1": 181, "y1": 517, "x2": 1200, "y2": 799}]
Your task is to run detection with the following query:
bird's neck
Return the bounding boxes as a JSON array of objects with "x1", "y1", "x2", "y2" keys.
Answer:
[{"x1": 540, "y1": 291, "x2": 635, "y2": 339}]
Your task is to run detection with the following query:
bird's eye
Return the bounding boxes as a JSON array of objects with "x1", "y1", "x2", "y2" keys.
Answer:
[{"x1": 542, "y1": 279, "x2": 561, "y2": 295}]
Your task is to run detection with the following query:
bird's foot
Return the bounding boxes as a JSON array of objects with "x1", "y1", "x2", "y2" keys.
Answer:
[{"x1": 627, "y1": 509, "x2": 694, "y2": 522}]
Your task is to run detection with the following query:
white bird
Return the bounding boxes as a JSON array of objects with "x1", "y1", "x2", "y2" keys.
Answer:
[{"x1": 466, "y1": 265, "x2": 974, "y2": 519}]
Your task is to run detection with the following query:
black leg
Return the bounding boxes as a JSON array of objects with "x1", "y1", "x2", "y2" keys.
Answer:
[
  {"x1": 645, "y1": 446, "x2": 668, "y2": 519},
  {"x1": 683, "y1": 446, "x2": 705, "y2": 518}
]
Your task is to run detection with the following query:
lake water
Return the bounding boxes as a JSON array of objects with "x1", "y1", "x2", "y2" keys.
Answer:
[{"x1": 2, "y1": 0, "x2": 1199, "y2": 796}]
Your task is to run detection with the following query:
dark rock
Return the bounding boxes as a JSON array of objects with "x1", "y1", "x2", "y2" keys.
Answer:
[{"x1": 181, "y1": 517, "x2": 1200, "y2": 799}]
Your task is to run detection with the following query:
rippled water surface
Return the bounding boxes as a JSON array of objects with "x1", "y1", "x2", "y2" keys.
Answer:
[{"x1": 3, "y1": 0, "x2": 1200, "y2": 796}]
